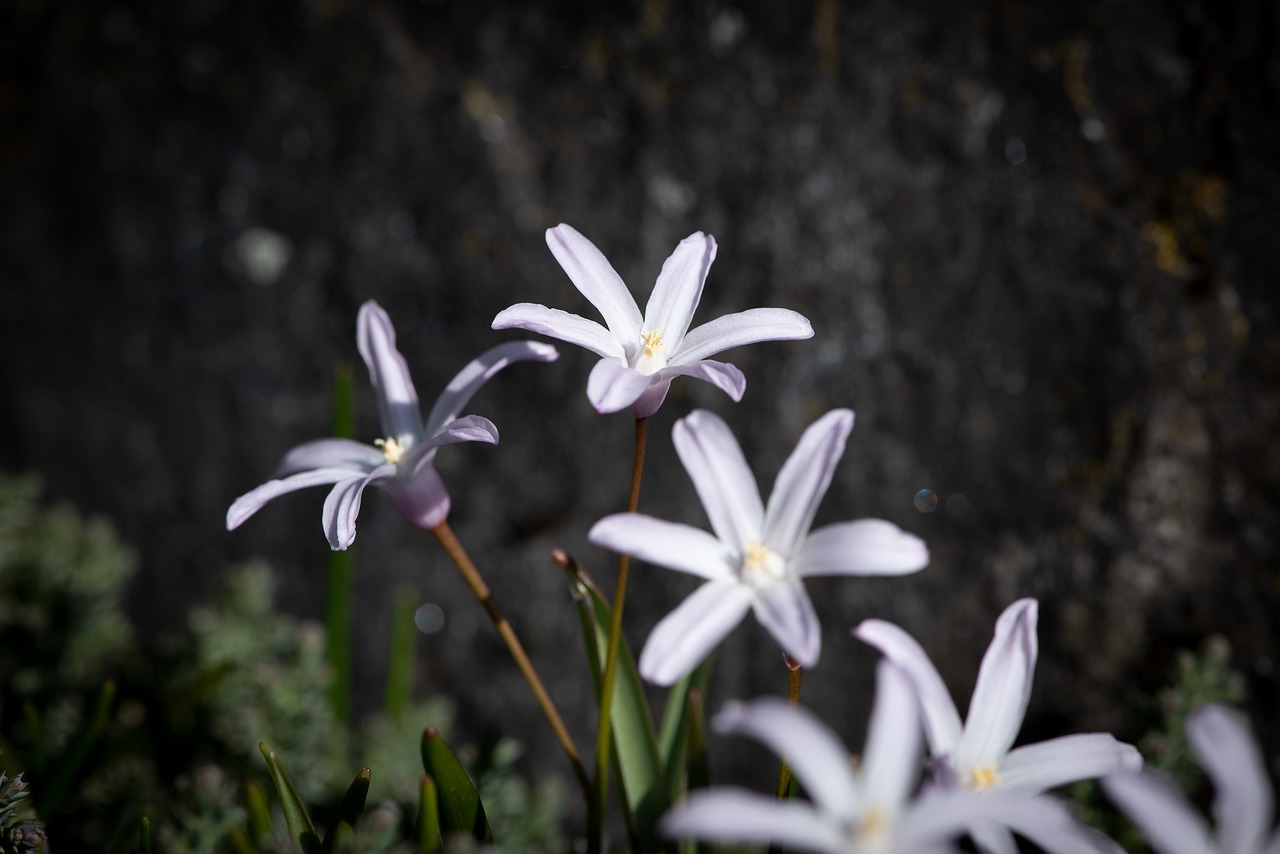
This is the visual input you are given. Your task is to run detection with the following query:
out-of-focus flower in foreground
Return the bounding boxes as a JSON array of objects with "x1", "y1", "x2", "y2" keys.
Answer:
[
  {"x1": 492, "y1": 223, "x2": 812, "y2": 417},
  {"x1": 855, "y1": 598, "x2": 1142, "y2": 853},
  {"x1": 661, "y1": 663, "x2": 1110, "y2": 853},
  {"x1": 1104, "y1": 704, "x2": 1280, "y2": 854},
  {"x1": 227, "y1": 300, "x2": 557, "y2": 549},
  {"x1": 590, "y1": 408, "x2": 928, "y2": 684}
]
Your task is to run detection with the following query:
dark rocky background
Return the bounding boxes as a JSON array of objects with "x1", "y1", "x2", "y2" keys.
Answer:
[{"x1": 3, "y1": 0, "x2": 1279, "y2": 800}]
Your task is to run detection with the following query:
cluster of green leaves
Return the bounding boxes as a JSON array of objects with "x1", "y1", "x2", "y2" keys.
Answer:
[
  {"x1": 0, "y1": 473, "x2": 563, "y2": 852},
  {"x1": 1068, "y1": 636, "x2": 1247, "y2": 852}
]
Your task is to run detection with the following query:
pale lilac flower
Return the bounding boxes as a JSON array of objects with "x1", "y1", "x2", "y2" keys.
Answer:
[
  {"x1": 854, "y1": 598, "x2": 1141, "y2": 853},
  {"x1": 1104, "y1": 705, "x2": 1280, "y2": 854},
  {"x1": 227, "y1": 300, "x2": 557, "y2": 550},
  {"x1": 492, "y1": 223, "x2": 813, "y2": 417},
  {"x1": 662, "y1": 662, "x2": 1110, "y2": 854},
  {"x1": 589, "y1": 408, "x2": 928, "y2": 685}
]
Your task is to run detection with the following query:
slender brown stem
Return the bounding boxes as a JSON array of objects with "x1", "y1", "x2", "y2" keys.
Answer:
[
  {"x1": 773, "y1": 654, "x2": 804, "y2": 799},
  {"x1": 431, "y1": 520, "x2": 590, "y2": 799},
  {"x1": 590, "y1": 416, "x2": 648, "y2": 853}
]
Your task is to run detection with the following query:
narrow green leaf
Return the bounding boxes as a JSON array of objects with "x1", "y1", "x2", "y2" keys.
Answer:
[
  {"x1": 385, "y1": 585, "x2": 418, "y2": 719},
  {"x1": 659, "y1": 653, "x2": 716, "y2": 799},
  {"x1": 323, "y1": 767, "x2": 371, "y2": 854},
  {"x1": 326, "y1": 362, "x2": 357, "y2": 725},
  {"x1": 562, "y1": 559, "x2": 667, "y2": 852},
  {"x1": 258, "y1": 742, "x2": 322, "y2": 854},
  {"x1": 414, "y1": 774, "x2": 442, "y2": 854},
  {"x1": 684, "y1": 689, "x2": 709, "y2": 794},
  {"x1": 138, "y1": 816, "x2": 152, "y2": 854},
  {"x1": 229, "y1": 827, "x2": 256, "y2": 854},
  {"x1": 38, "y1": 680, "x2": 115, "y2": 817},
  {"x1": 419, "y1": 727, "x2": 491, "y2": 843},
  {"x1": 245, "y1": 778, "x2": 274, "y2": 846}
]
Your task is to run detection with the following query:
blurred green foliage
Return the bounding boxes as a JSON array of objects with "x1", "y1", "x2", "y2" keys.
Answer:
[{"x1": 0, "y1": 473, "x2": 563, "y2": 851}]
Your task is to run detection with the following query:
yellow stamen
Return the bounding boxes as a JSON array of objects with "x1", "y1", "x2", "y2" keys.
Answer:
[
  {"x1": 744, "y1": 541, "x2": 770, "y2": 569},
  {"x1": 641, "y1": 329, "x2": 664, "y2": 358},
  {"x1": 374, "y1": 437, "x2": 406, "y2": 464},
  {"x1": 968, "y1": 763, "x2": 1001, "y2": 791},
  {"x1": 857, "y1": 807, "x2": 889, "y2": 844}
]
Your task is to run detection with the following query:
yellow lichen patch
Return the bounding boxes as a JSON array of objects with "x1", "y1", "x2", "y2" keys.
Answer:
[
  {"x1": 374, "y1": 437, "x2": 406, "y2": 464},
  {"x1": 967, "y1": 763, "x2": 1001, "y2": 792}
]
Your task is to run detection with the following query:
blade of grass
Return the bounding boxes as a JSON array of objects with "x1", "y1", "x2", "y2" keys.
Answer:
[
  {"x1": 326, "y1": 362, "x2": 356, "y2": 724},
  {"x1": 323, "y1": 767, "x2": 371, "y2": 854},
  {"x1": 419, "y1": 727, "x2": 491, "y2": 843},
  {"x1": 258, "y1": 742, "x2": 321, "y2": 854},
  {"x1": 38, "y1": 680, "x2": 115, "y2": 817},
  {"x1": 385, "y1": 585, "x2": 417, "y2": 720},
  {"x1": 415, "y1": 774, "x2": 441, "y2": 854}
]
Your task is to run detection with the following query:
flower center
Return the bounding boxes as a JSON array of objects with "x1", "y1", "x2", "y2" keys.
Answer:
[
  {"x1": 854, "y1": 807, "x2": 890, "y2": 851},
  {"x1": 741, "y1": 541, "x2": 786, "y2": 585},
  {"x1": 966, "y1": 763, "x2": 1001, "y2": 792},
  {"x1": 633, "y1": 329, "x2": 668, "y2": 375},
  {"x1": 374, "y1": 437, "x2": 407, "y2": 464}
]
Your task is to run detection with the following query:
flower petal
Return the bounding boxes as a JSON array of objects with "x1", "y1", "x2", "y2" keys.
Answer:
[
  {"x1": 660, "y1": 789, "x2": 843, "y2": 852},
  {"x1": 1000, "y1": 734, "x2": 1143, "y2": 796},
  {"x1": 956, "y1": 598, "x2": 1038, "y2": 771},
  {"x1": 274, "y1": 439, "x2": 385, "y2": 477},
  {"x1": 654, "y1": 359, "x2": 746, "y2": 403},
  {"x1": 586, "y1": 358, "x2": 656, "y2": 413},
  {"x1": 321, "y1": 463, "x2": 396, "y2": 550},
  {"x1": 356, "y1": 301, "x2": 424, "y2": 441},
  {"x1": 673, "y1": 307, "x2": 814, "y2": 365},
  {"x1": 862, "y1": 661, "x2": 924, "y2": 820},
  {"x1": 491, "y1": 303, "x2": 623, "y2": 359},
  {"x1": 411, "y1": 414, "x2": 500, "y2": 469},
  {"x1": 1187, "y1": 704, "x2": 1274, "y2": 854},
  {"x1": 629, "y1": 379, "x2": 671, "y2": 419},
  {"x1": 751, "y1": 580, "x2": 821, "y2": 667},
  {"x1": 852, "y1": 618, "x2": 964, "y2": 756},
  {"x1": 672, "y1": 410, "x2": 764, "y2": 550},
  {"x1": 588, "y1": 513, "x2": 736, "y2": 580},
  {"x1": 793, "y1": 519, "x2": 930, "y2": 577},
  {"x1": 381, "y1": 463, "x2": 451, "y2": 531},
  {"x1": 1103, "y1": 771, "x2": 1217, "y2": 854},
  {"x1": 763, "y1": 409, "x2": 853, "y2": 557},
  {"x1": 227, "y1": 467, "x2": 367, "y2": 531},
  {"x1": 643, "y1": 232, "x2": 716, "y2": 349},
  {"x1": 545, "y1": 224, "x2": 642, "y2": 347},
  {"x1": 639, "y1": 581, "x2": 753, "y2": 685},
  {"x1": 713, "y1": 698, "x2": 860, "y2": 823},
  {"x1": 424, "y1": 341, "x2": 558, "y2": 436},
  {"x1": 969, "y1": 821, "x2": 1020, "y2": 854}
]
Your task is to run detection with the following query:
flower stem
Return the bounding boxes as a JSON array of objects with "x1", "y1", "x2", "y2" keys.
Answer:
[
  {"x1": 431, "y1": 520, "x2": 590, "y2": 800},
  {"x1": 773, "y1": 654, "x2": 804, "y2": 799},
  {"x1": 590, "y1": 416, "x2": 649, "y2": 853}
]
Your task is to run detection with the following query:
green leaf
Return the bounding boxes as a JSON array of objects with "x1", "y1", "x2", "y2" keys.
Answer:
[
  {"x1": 38, "y1": 680, "x2": 115, "y2": 817},
  {"x1": 326, "y1": 362, "x2": 357, "y2": 725},
  {"x1": 414, "y1": 774, "x2": 441, "y2": 854},
  {"x1": 323, "y1": 767, "x2": 371, "y2": 854},
  {"x1": 419, "y1": 727, "x2": 491, "y2": 843},
  {"x1": 245, "y1": 778, "x2": 274, "y2": 847},
  {"x1": 137, "y1": 816, "x2": 152, "y2": 854},
  {"x1": 564, "y1": 560, "x2": 667, "y2": 852},
  {"x1": 258, "y1": 742, "x2": 322, "y2": 854},
  {"x1": 385, "y1": 585, "x2": 418, "y2": 720},
  {"x1": 658, "y1": 653, "x2": 716, "y2": 799}
]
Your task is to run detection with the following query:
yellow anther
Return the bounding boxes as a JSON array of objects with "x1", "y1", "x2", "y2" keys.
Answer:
[
  {"x1": 856, "y1": 807, "x2": 889, "y2": 844},
  {"x1": 967, "y1": 764, "x2": 1001, "y2": 791},
  {"x1": 745, "y1": 541, "x2": 770, "y2": 569},
  {"x1": 641, "y1": 329, "x2": 665, "y2": 357},
  {"x1": 374, "y1": 437, "x2": 406, "y2": 464}
]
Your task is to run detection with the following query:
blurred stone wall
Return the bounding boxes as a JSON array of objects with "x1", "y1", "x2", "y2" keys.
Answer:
[{"x1": 3, "y1": 0, "x2": 1278, "y2": 793}]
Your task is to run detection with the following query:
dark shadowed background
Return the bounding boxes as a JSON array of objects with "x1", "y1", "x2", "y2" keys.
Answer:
[{"x1": 3, "y1": 0, "x2": 1279, "y2": 798}]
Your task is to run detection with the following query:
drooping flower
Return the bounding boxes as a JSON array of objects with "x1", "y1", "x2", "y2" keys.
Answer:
[
  {"x1": 492, "y1": 223, "x2": 813, "y2": 417},
  {"x1": 1104, "y1": 704, "x2": 1280, "y2": 854},
  {"x1": 854, "y1": 598, "x2": 1142, "y2": 852},
  {"x1": 589, "y1": 408, "x2": 928, "y2": 685},
  {"x1": 227, "y1": 300, "x2": 557, "y2": 549},
  {"x1": 661, "y1": 662, "x2": 1112, "y2": 854}
]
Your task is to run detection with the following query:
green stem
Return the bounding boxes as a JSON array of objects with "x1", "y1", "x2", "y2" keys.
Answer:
[
  {"x1": 430, "y1": 521, "x2": 590, "y2": 800},
  {"x1": 773, "y1": 655, "x2": 804, "y2": 800},
  {"x1": 590, "y1": 417, "x2": 648, "y2": 854}
]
